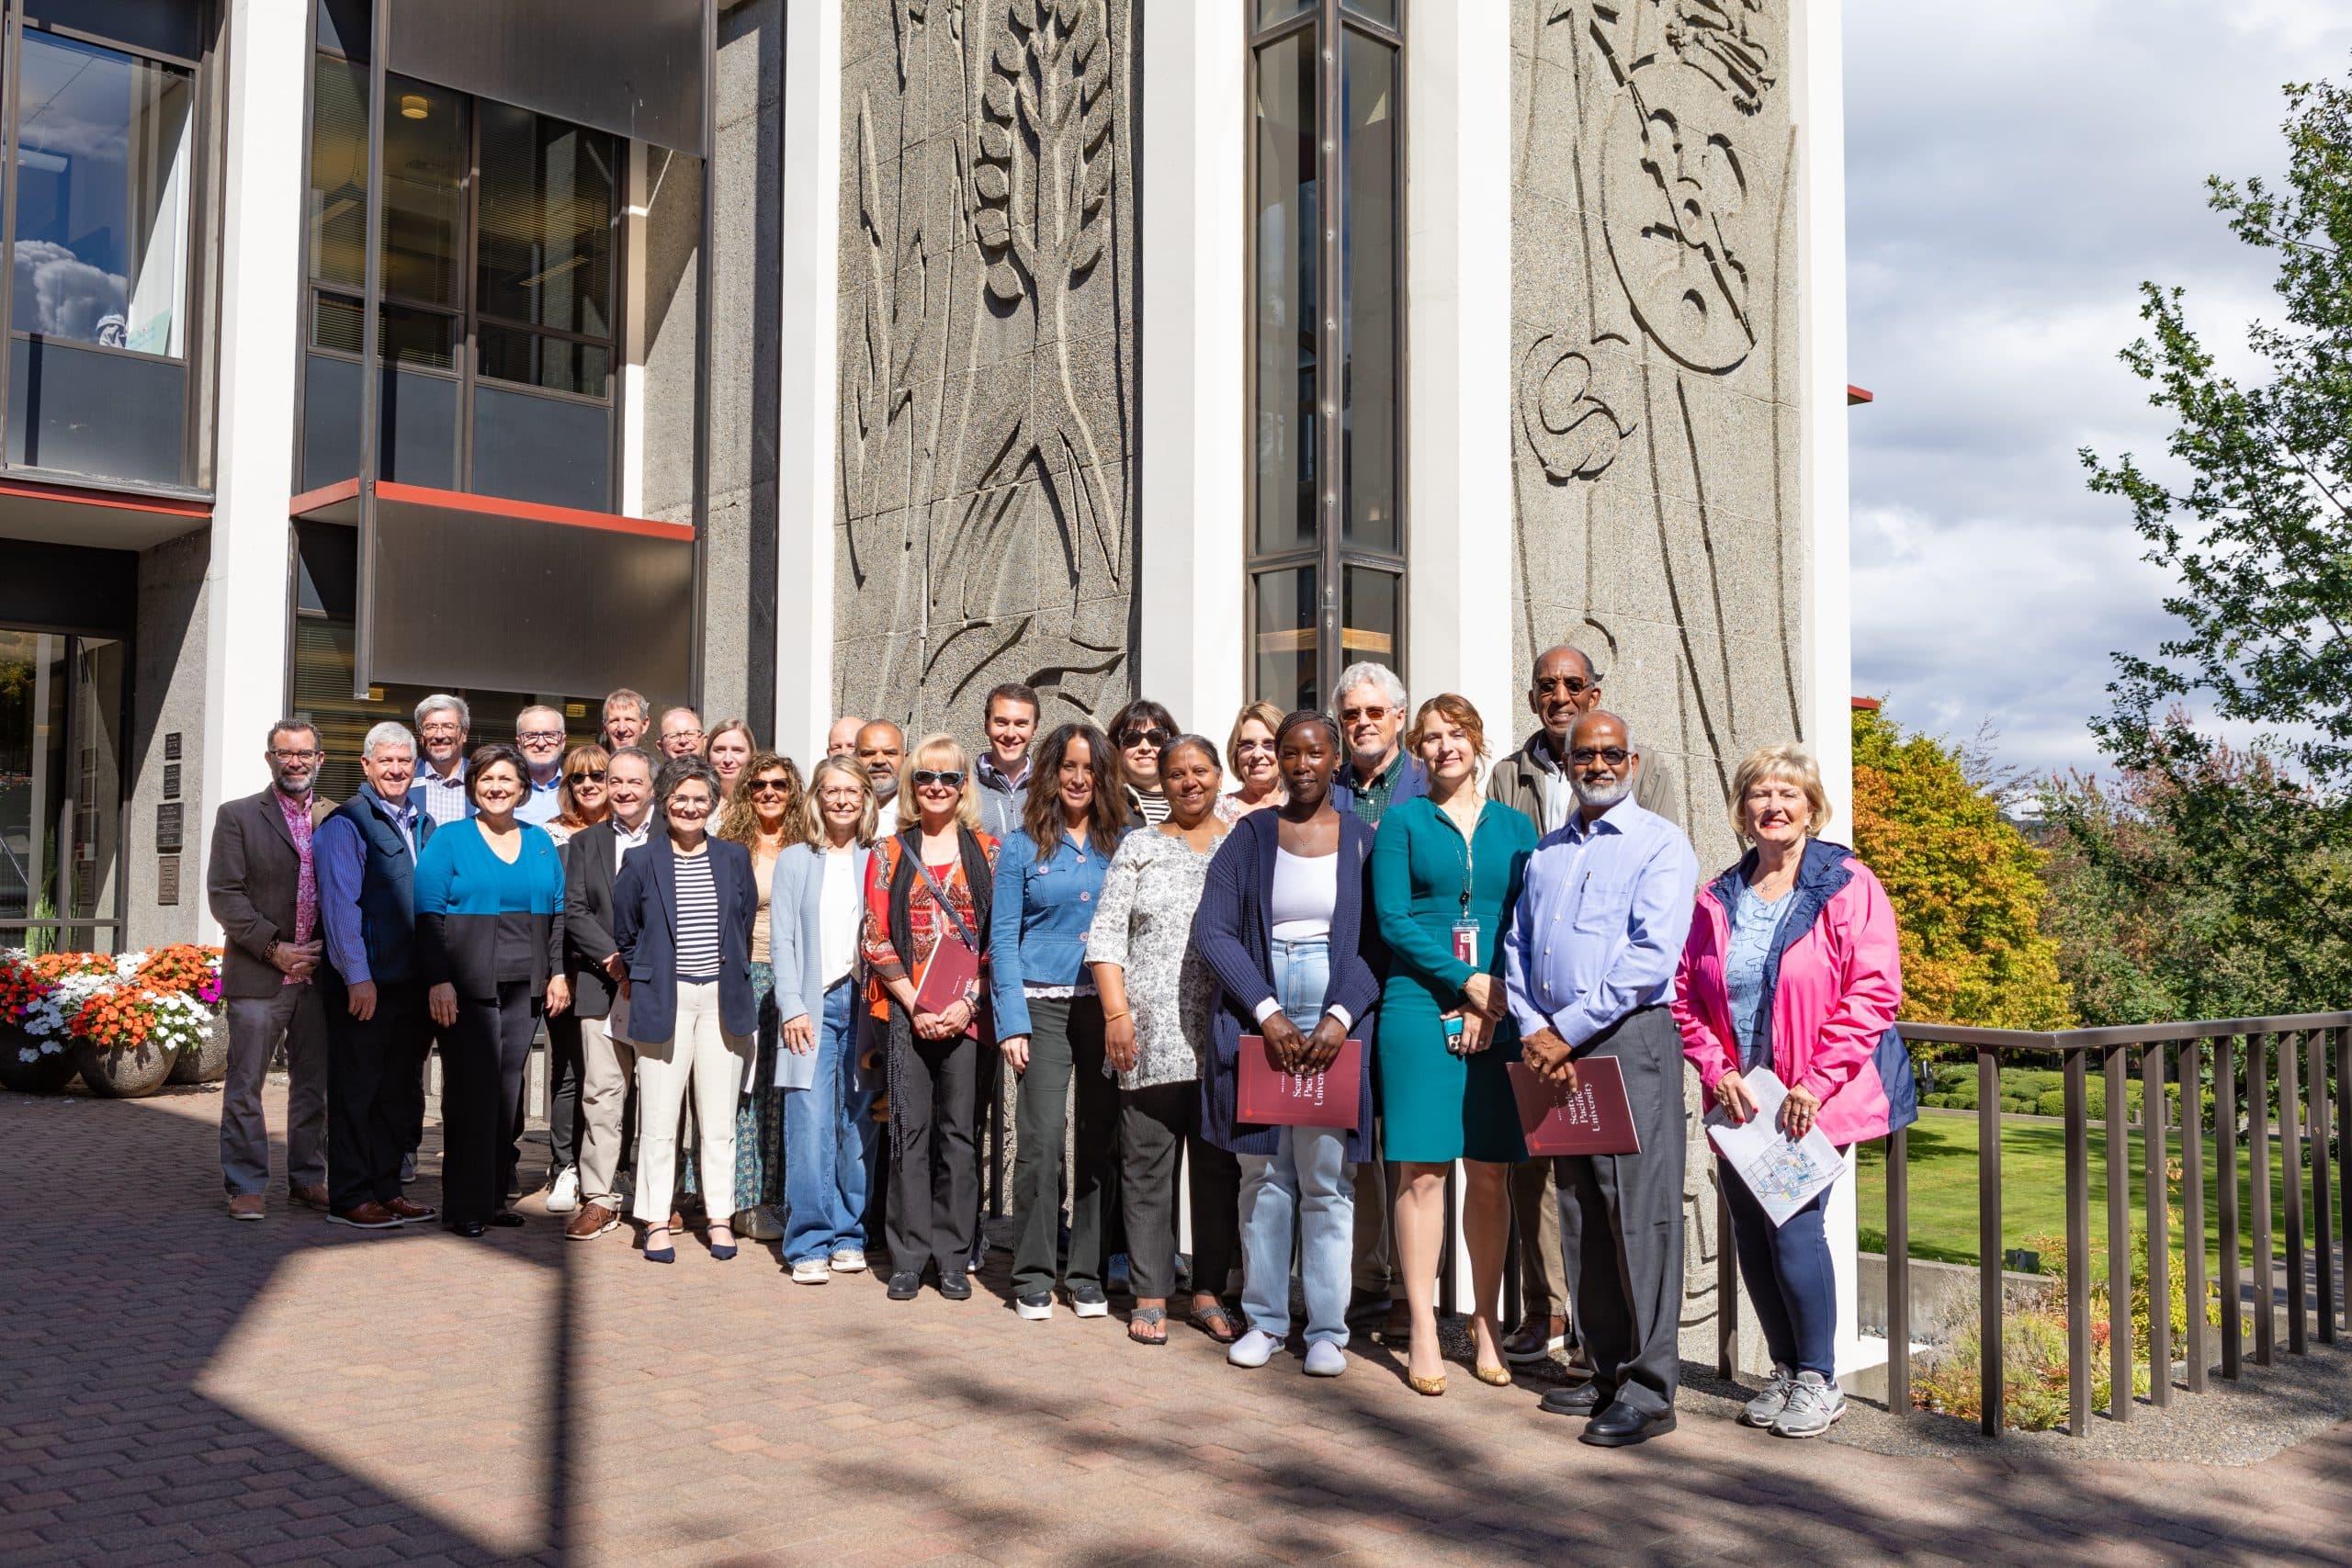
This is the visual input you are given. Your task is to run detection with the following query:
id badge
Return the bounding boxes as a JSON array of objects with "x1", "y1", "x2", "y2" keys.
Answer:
[{"x1": 1452, "y1": 916, "x2": 1480, "y2": 965}]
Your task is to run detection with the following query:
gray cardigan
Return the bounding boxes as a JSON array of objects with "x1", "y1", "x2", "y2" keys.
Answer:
[{"x1": 768, "y1": 840, "x2": 876, "y2": 1090}]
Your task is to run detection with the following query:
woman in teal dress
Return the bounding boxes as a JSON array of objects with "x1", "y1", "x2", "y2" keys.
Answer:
[{"x1": 1369, "y1": 694, "x2": 1537, "y2": 1395}]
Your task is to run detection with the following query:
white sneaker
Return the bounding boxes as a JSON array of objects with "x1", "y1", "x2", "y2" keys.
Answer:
[
  {"x1": 830, "y1": 1247, "x2": 868, "y2": 1273},
  {"x1": 1770, "y1": 1371, "x2": 1846, "y2": 1438},
  {"x1": 789, "y1": 1258, "x2": 831, "y2": 1285},
  {"x1": 544, "y1": 1167, "x2": 580, "y2": 1214},
  {"x1": 1303, "y1": 1341, "x2": 1347, "y2": 1378},
  {"x1": 1742, "y1": 1363, "x2": 1798, "y2": 1427},
  {"x1": 1227, "y1": 1328, "x2": 1282, "y2": 1369}
]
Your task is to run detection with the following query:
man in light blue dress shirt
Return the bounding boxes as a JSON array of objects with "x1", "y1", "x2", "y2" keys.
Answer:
[{"x1": 1504, "y1": 711, "x2": 1697, "y2": 1448}]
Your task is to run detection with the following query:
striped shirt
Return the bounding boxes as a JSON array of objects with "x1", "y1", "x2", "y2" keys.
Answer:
[{"x1": 673, "y1": 849, "x2": 721, "y2": 980}]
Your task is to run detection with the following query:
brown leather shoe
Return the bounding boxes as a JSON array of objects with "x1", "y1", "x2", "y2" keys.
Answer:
[
  {"x1": 290, "y1": 1182, "x2": 332, "y2": 1212},
  {"x1": 567, "y1": 1201, "x2": 621, "y2": 1241},
  {"x1": 329, "y1": 1201, "x2": 401, "y2": 1230},
  {"x1": 227, "y1": 1193, "x2": 265, "y2": 1222},
  {"x1": 383, "y1": 1195, "x2": 438, "y2": 1224}
]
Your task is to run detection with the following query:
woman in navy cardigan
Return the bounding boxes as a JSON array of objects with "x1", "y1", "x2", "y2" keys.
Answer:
[
  {"x1": 613, "y1": 755, "x2": 759, "y2": 1262},
  {"x1": 1192, "y1": 711, "x2": 1381, "y2": 1378}
]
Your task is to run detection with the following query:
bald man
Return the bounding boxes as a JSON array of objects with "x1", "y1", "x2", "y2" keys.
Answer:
[
  {"x1": 1487, "y1": 644, "x2": 1679, "y2": 1368},
  {"x1": 827, "y1": 716, "x2": 865, "y2": 760}
]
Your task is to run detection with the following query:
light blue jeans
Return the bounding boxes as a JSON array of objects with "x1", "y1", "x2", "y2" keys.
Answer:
[
  {"x1": 782, "y1": 977, "x2": 876, "y2": 1264},
  {"x1": 1237, "y1": 936, "x2": 1355, "y2": 1347}
]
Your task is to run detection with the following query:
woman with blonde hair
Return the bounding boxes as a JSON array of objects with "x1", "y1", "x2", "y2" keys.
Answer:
[
  {"x1": 710, "y1": 750, "x2": 801, "y2": 1240},
  {"x1": 1216, "y1": 701, "x2": 1287, "y2": 824},
  {"x1": 772, "y1": 756, "x2": 882, "y2": 1280},
  {"x1": 862, "y1": 734, "x2": 1001, "y2": 1301},
  {"x1": 1672, "y1": 743, "x2": 1913, "y2": 1438},
  {"x1": 548, "y1": 743, "x2": 611, "y2": 846},
  {"x1": 707, "y1": 719, "x2": 758, "y2": 796}
]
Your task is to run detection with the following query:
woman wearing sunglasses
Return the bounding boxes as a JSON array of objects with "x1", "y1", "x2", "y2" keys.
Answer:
[
  {"x1": 989, "y1": 722, "x2": 1132, "y2": 1322},
  {"x1": 862, "y1": 735, "x2": 1000, "y2": 1301},
  {"x1": 712, "y1": 751, "x2": 805, "y2": 1242},
  {"x1": 1109, "y1": 697, "x2": 1179, "y2": 827},
  {"x1": 548, "y1": 744, "x2": 612, "y2": 846},
  {"x1": 538, "y1": 743, "x2": 611, "y2": 1215}
]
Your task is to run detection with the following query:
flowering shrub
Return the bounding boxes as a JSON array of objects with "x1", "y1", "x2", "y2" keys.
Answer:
[{"x1": 5, "y1": 945, "x2": 224, "y2": 1065}]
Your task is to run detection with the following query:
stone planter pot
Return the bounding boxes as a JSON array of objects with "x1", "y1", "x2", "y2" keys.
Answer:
[
  {"x1": 166, "y1": 1011, "x2": 230, "y2": 1085},
  {"x1": 0, "y1": 1025, "x2": 80, "y2": 1093},
  {"x1": 75, "y1": 1038, "x2": 178, "y2": 1099}
]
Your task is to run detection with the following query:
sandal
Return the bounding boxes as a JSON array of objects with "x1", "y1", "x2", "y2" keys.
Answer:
[
  {"x1": 1190, "y1": 1296, "x2": 1240, "y2": 1345},
  {"x1": 1128, "y1": 1306, "x2": 1169, "y2": 1347}
]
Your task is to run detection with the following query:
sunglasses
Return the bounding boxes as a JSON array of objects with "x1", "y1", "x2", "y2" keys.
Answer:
[
  {"x1": 749, "y1": 778, "x2": 793, "y2": 795},
  {"x1": 1569, "y1": 748, "x2": 1631, "y2": 766},
  {"x1": 566, "y1": 769, "x2": 607, "y2": 784},
  {"x1": 911, "y1": 769, "x2": 966, "y2": 789},
  {"x1": 1338, "y1": 705, "x2": 1393, "y2": 724},
  {"x1": 1118, "y1": 728, "x2": 1171, "y2": 749}
]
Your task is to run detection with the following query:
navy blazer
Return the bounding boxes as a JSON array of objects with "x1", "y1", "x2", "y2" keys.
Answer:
[
  {"x1": 1190, "y1": 807, "x2": 1383, "y2": 1161},
  {"x1": 612, "y1": 836, "x2": 760, "y2": 1043}
]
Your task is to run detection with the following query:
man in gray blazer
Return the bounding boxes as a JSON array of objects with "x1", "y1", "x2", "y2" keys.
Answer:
[
  {"x1": 562, "y1": 746, "x2": 660, "y2": 1239},
  {"x1": 206, "y1": 718, "x2": 336, "y2": 1220}
]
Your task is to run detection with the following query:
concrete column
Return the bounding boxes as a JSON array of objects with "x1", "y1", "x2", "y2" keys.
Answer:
[
  {"x1": 773, "y1": 0, "x2": 842, "y2": 762},
  {"x1": 1404, "y1": 1, "x2": 1513, "y2": 747},
  {"x1": 1136, "y1": 0, "x2": 1246, "y2": 731},
  {"x1": 620, "y1": 141, "x2": 650, "y2": 519},
  {"x1": 196, "y1": 0, "x2": 306, "y2": 940}
]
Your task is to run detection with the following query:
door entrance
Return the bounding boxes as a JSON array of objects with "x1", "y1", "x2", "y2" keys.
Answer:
[{"x1": 0, "y1": 630, "x2": 125, "y2": 953}]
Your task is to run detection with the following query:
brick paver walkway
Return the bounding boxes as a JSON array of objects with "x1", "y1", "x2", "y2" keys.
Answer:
[{"x1": 7, "y1": 1084, "x2": 2352, "y2": 1567}]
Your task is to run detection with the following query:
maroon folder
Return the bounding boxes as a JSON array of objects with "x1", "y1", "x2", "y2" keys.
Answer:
[
  {"x1": 1238, "y1": 1032, "x2": 1363, "y2": 1130},
  {"x1": 1508, "y1": 1057, "x2": 1642, "y2": 1156},
  {"x1": 913, "y1": 936, "x2": 983, "y2": 1038}
]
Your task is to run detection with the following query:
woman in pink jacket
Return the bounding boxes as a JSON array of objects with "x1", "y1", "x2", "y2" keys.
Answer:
[{"x1": 1672, "y1": 743, "x2": 1915, "y2": 1440}]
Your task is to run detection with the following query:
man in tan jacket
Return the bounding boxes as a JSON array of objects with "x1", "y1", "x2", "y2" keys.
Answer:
[{"x1": 1486, "y1": 644, "x2": 1680, "y2": 1364}]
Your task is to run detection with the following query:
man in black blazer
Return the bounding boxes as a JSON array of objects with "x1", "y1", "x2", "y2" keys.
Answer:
[
  {"x1": 205, "y1": 719, "x2": 336, "y2": 1221},
  {"x1": 562, "y1": 746, "x2": 659, "y2": 1239}
]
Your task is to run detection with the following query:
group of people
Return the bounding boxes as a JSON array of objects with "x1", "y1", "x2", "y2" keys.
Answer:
[{"x1": 206, "y1": 653, "x2": 1909, "y2": 1448}]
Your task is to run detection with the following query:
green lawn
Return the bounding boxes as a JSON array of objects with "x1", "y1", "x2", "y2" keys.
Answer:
[{"x1": 1854, "y1": 1107, "x2": 2318, "y2": 1278}]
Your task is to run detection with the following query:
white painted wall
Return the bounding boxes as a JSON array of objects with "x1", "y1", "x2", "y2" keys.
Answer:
[
  {"x1": 1404, "y1": 0, "x2": 1514, "y2": 750},
  {"x1": 196, "y1": 0, "x2": 307, "y2": 940},
  {"x1": 774, "y1": 0, "x2": 842, "y2": 763},
  {"x1": 1136, "y1": 0, "x2": 1246, "y2": 735}
]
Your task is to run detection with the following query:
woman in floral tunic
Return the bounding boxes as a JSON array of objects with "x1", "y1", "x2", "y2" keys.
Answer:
[{"x1": 1087, "y1": 734, "x2": 1242, "y2": 1346}]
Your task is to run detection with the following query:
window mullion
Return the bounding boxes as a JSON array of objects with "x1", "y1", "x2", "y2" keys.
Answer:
[{"x1": 1318, "y1": 0, "x2": 1345, "y2": 695}]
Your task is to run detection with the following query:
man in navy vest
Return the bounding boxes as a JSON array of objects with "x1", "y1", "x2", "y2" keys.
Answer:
[{"x1": 315, "y1": 720, "x2": 443, "y2": 1229}]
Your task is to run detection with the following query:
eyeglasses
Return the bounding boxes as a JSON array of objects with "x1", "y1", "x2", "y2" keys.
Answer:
[
  {"x1": 666, "y1": 728, "x2": 705, "y2": 743},
  {"x1": 1569, "y1": 748, "x2": 1631, "y2": 766},
  {"x1": 1118, "y1": 728, "x2": 1171, "y2": 749},
  {"x1": 1234, "y1": 738, "x2": 1276, "y2": 754},
  {"x1": 518, "y1": 730, "x2": 565, "y2": 745},
  {"x1": 910, "y1": 769, "x2": 966, "y2": 788},
  {"x1": 1533, "y1": 677, "x2": 1594, "y2": 696},
  {"x1": 1338, "y1": 705, "x2": 1392, "y2": 724},
  {"x1": 749, "y1": 778, "x2": 792, "y2": 795},
  {"x1": 567, "y1": 769, "x2": 607, "y2": 784},
  {"x1": 269, "y1": 749, "x2": 322, "y2": 762}
]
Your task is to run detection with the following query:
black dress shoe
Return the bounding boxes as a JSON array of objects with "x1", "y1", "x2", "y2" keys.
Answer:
[
  {"x1": 887, "y1": 1271, "x2": 922, "y2": 1301},
  {"x1": 442, "y1": 1218, "x2": 489, "y2": 1238},
  {"x1": 1579, "y1": 1401, "x2": 1676, "y2": 1448},
  {"x1": 937, "y1": 1271, "x2": 972, "y2": 1301},
  {"x1": 1539, "y1": 1382, "x2": 1606, "y2": 1418},
  {"x1": 489, "y1": 1210, "x2": 526, "y2": 1228}
]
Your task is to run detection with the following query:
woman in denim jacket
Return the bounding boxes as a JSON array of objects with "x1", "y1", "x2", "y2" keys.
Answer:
[{"x1": 989, "y1": 722, "x2": 1134, "y2": 1321}]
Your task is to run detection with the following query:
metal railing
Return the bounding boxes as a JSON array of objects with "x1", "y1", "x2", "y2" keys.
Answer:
[{"x1": 1753, "y1": 1012, "x2": 2351, "y2": 1438}]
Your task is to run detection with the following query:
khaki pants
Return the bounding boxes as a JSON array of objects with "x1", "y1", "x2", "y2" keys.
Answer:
[
  {"x1": 1511, "y1": 1134, "x2": 1573, "y2": 1322},
  {"x1": 1351, "y1": 1137, "x2": 1392, "y2": 1296},
  {"x1": 576, "y1": 1010, "x2": 637, "y2": 1209},
  {"x1": 631, "y1": 981, "x2": 752, "y2": 1224}
]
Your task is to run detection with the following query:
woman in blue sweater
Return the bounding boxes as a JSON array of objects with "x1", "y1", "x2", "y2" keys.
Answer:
[
  {"x1": 989, "y1": 722, "x2": 1132, "y2": 1321},
  {"x1": 415, "y1": 745, "x2": 569, "y2": 1236},
  {"x1": 1192, "y1": 711, "x2": 1382, "y2": 1378}
]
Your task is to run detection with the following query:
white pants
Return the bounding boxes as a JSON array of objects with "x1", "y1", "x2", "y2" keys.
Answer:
[
  {"x1": 630, "y1": 981, "x2": 752, "y2": 1224},
  {"x1": 576, "y1": 1010, "x2": 637, "y2": 1209}
]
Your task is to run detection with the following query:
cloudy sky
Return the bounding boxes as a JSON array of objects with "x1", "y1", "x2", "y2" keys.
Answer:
[{"x1": 1844, "y1": 0, "x2": 2352, "y2": 780}]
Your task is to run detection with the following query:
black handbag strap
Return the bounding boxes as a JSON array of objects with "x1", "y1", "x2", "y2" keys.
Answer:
[{"x1": 900, "y1": 829, "x2": 978, "y2": 952}]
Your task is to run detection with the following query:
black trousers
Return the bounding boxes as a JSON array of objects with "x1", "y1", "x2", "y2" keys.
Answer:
[
  {"x1": 1011, "y1": 996, "x2": 1116, "y2": 1297},
  {"x1": 1554, "y1": 1006, "x2": 1688, "y2": 1416},
  {"x1": 442, "y1": 981, "x2": 539, "y2": 1225},
  {"x1": 883, "y1": 1007, "x2": 981, "y2": 1279},
  {"x1": 320, "y1": 974, "x2": 432, "y2": 1213},
  {"x1": 546, "y1": 1008, "x2": 585, "y2": 1174},
  {"x1": 1120, "y1": 1079, "x2": 1240, "y2": 1302}
]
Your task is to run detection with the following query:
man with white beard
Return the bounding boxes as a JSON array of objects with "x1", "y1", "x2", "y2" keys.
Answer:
[{"x1": 1503, "y1": 710, "x2": 1697, "y2": 1448}]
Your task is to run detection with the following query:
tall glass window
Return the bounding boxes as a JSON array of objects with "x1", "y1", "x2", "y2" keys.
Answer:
[
  {"x1": 300, "y1": 2, "x2": 621, "y2": 513},
  {"x1": 0, "y1": 1, "x2": 203, "y2": 489},
  {"x1": 1248, "y1": 0, "x2": 1402, "y2": 711}
]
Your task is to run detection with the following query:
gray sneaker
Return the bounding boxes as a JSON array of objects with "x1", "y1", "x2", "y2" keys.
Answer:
[
  {"x1": 1741, "y1": 1363, "x2": 1797, "y2": 1427},
  {"x1": 1770, "y1": 1371, "x2": 1845, "y2": 1438}
]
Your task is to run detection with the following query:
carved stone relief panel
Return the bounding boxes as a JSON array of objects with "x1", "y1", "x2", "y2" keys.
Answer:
[
  {"x1": 1511, "y1": 0, "x2": 1806, "y2": 1360},
  {"x1": 835, "y1": 0, "x2": 1137, "y2": 739}
]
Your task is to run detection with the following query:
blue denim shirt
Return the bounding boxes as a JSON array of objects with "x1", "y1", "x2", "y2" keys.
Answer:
[{"x1": 988, "y1": 827, "x2": 1113, "y2": 1037}]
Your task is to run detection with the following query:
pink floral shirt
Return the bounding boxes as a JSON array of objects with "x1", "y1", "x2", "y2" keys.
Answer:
[{"x1": 276, "y1": 791, "x2": 319, "y2": 986}]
